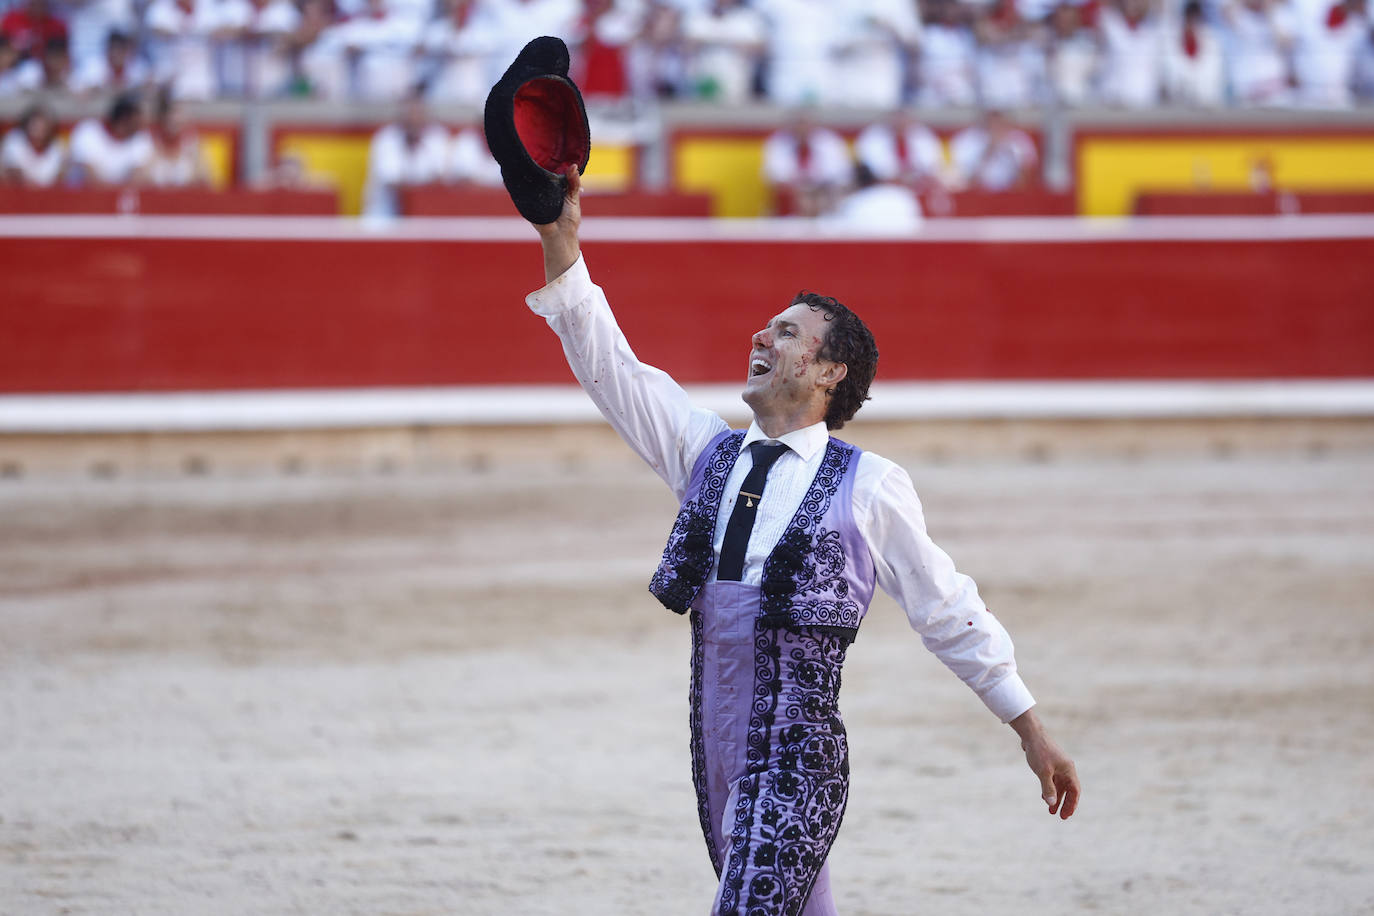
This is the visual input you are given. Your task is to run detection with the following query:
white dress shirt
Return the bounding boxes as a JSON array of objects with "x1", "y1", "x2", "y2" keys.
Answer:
[
  {"x1": 761, "y1": 127, "x2": 852, "y2": 188},
  {"x1": 363, "y1": 122, "x2": 450, "y2": 217},
  {"x1": 1097, "y1": 7, "x2": 1165, "y2": 108},
  {"x1": 826, "y1": 183, "x2": 923, "y2": 233},
  {"x1": 950, "y1": 124, "x2": 1038, "y2": 191},
  {"x1": 68, "y1": 118, "x2": 154, "y2": 185},
  {"x1": 526, "y1": 254, "x2": 1036, "y2": 724},
  {"x1": 1, "y1": 128, "x2": 65, "y2": 186},
  {"x1": 854, "y1": 121, "x2": 944, "y2": 184},
  {"x1": 144, "y1": 0, "x2": 223, "y2": 100},
  {"x1": 682, "y1": 4, "x2": 766, "y2": 104}
]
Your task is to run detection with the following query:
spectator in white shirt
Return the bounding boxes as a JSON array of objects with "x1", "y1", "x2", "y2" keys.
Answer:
[
  {"x1": 64, "y1": 0, "x2": 137, "y2": 80},
  {"x1": 682, "y1": 0, "x2": 765, "y2": 103},
  {"x1": 421, "y1": 0, "x2": 499, "y2": 103},
  {"x1": 70, "y1": 28, "x2": 149, "y2": 97},
  {"x1": 214, "y1": 0, "x2": 303, "y2": 97},
  {"x1": 1293, "y1": 0, "x2": 1367, "y2": 106},
  {"x1": 144, "y1": 0, "x2": 224, "y2": 100},
  {"x1": 481, "y1": 0, "x2": 581, "y2": 91},
  {"x1": 447, "y1": 125, "x2": 502, "y2": 185},
  {"x1": 762, "y1": 114, "x2": 852, "y2": 217},
  {"x1": 756, "y1": 0, "x2": 841, "y2": 105},
  {"x1": 1097, "y1": 0, "x2": 1165, "y2": 106},
  {"x1": 1222, "y1": 0, "x2": 1297, "y2": 104},
  {"x1": 825, "y1": 161, "x2": 923, "y2": 232},
  {"x1": 1165, "y1": 0, "x2": 1226, "y2": 104},
  {"x1": 975, "y1": 0, "x2": 1043, "y2": 108},
  {"x1": 147, "y1": 88, "x2": 212, "y2": 185},
  {"x1": 12, "y1": 33, "x2": 73, "y2": 92},
  {"x1": 363, "y1": 90, "x2": 449, "y2": 216},
  {"x1": 917, "y1": 0, "x2": 979, "y2": 106},
  {"x1": 629, "y1": 1, "x2": 689, "y2": 100},
  {"x1": 297, "y1": 0, "x2": 350, "y2": 98},
  {"x1": 1, "y1": 101, "x2": 65, "y2": 184},
  {"x1": 950, "y1": 109, "x2": 1037, "y2": 190},
  {"x1": 854, "y1": 110, "x2": 945, "y2": 189},
  {"x1": 67, "y1": 92, "x2": 153, "y2": 184},
  {"x1": 833, "y1": 0, "x2": 923, "y2": 109},
  {"x1": 1044, "y1": 1, "x2": 1099, "y2": 105},
  {"x1": 336, "y1": 0, "x2": 426, "y2": 101}
]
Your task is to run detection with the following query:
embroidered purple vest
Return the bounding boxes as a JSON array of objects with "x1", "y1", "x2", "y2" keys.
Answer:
[{"x1": 649, "y1": 428, "x2": 877, "y2": 640}]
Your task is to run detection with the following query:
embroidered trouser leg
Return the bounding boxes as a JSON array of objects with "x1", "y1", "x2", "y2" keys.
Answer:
[{"x1": 692, "y1": 584, "x2": 850, "y2": 916}]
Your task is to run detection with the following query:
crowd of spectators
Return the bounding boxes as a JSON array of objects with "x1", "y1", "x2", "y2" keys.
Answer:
[
  {"x1": 0, "y1": 0, "x2": 1369, "y2": 109},
  {"x1": 361, "y1": 86, "x2": 499, "y2": 214},
  {"x1": 1, "y1": 87, "x2": 212, "y2": 184},
  {"x1": 763, "y1": 107, "x2": 1038, "y2": 223}
]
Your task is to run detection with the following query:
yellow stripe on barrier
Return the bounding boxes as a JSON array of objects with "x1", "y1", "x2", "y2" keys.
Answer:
[{"x1": 1078, "y1": 135, "x2": 1374, "y2": 216}]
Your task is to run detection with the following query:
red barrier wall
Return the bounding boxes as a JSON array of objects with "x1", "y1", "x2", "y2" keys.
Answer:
[
  {"x1": 400, "y1": 187, "x2": 713, "y2": 217},
  {"x1": 0, "y1": 188, "x2": 340, "y2": 215},
  {"x1": 2, "y1": 229, "x2": 1371, "y2": 392},
  {"x1": 1134, "y1": 191, "x2": 1374, "y2": 215}
]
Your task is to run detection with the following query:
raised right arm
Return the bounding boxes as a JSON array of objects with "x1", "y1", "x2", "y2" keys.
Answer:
[{"x1": 526, "y1": 167, "x2": 727, "y2": 498}]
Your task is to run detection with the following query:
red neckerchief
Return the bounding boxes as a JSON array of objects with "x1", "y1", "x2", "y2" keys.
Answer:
[
  {"x1": 1327, "y1": 3, "x2": 1348, "y2": 28},
  {"x1": 1182, "y1": 25, "x2": 1199, "y2": 57}
]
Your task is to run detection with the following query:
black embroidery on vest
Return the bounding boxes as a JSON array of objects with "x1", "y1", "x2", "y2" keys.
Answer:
[
  {"x1": 758, "y1": 440, "x2": 862, "y2": 635},
  {"x1": 689, "y1": 609, "x2": 722, "y2": 874},
  {"x1": 649, "y1": 431, "x2": 744, "y2": 613},
  {"x1": 719, "y1": 626, "x2": 851, "y2": 916}
]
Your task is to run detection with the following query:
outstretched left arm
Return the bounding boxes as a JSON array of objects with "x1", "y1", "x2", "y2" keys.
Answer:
[
  {"x1": 859, "y1": 458, "x2": 1080, "y2": 819},
  {"x1": 1009, "y1": 707, "x2": 1080, "y2": 819}
]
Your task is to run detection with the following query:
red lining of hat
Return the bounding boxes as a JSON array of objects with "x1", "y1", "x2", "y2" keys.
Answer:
[{"x1": 513, "y1": 78, "x2": 588, "y2": 175}]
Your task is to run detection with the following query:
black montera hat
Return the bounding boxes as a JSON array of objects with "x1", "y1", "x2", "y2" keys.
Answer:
[{"x1": 483, "y1": 36, "x2": 591, "y2": 225}]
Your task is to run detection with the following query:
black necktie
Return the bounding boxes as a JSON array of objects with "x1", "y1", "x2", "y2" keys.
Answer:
[{"x1": 716, "y1": 442, "x2": 788, "y2": 582}]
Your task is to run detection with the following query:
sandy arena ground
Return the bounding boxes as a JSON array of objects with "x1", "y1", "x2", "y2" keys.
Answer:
[{"x1": 2, "y1": 422, "x2": 1372, "y2": 915}]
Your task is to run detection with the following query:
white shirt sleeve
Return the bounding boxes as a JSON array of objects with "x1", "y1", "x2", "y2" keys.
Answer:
[
  {"x1": 856, "y1": 455, "x2": 1036, "y2": 723},
  {"x1": 525, "y1": 254, "x2": 729, "y2": 499}
]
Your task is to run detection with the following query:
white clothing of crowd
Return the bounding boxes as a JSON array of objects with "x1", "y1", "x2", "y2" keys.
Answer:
[
  {"x1": 1, "y1": 0, "x2": 1370, "y2": 108},
  {"x1": 1, "y1": 100, "x2": 210, "y2": 187},
  {"x1": 763, "y1": 111, "x2": 1039, "y2": 228},
  {"x1": 362, "y1": 107, "x2": 500, "y2": 216}
]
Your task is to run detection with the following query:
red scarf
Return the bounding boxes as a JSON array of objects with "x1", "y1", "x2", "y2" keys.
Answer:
[
  {"x1": 1182, "y1": 26, "x2": 1199, "y2": 58},
  {"x1": 1326, "y1": 3, "x2": 1348, "y2": 28}
]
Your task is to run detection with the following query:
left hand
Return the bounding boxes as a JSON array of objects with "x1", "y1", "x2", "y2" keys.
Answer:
[{"x1": 1009, "y1": 707, "x2": 1080, "y2": 819}]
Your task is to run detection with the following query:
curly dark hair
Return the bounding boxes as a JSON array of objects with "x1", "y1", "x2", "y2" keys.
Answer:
[{"x1": 792, "y1": 291, "x2": 878, "y2": 430}]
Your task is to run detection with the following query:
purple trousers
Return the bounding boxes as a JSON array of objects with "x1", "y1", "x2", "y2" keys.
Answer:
[{"x1": 690, "y1": 582, "x2": 852, "y2": 916}]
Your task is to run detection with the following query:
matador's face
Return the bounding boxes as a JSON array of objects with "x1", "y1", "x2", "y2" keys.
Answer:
[{"x1": 742, "y1": 303, "x2": 845, "y2": 422}]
